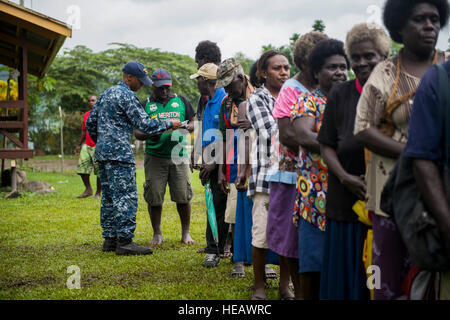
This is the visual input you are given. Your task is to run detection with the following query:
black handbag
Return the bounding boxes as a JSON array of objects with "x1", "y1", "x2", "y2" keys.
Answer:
[{"x1": 380, "y1": 64, "x2": 450, "y2": 271}]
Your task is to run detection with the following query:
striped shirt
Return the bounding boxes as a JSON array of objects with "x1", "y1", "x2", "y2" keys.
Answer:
[{"x1": 246, "y1": 85, "x2": 277, "y2": 196}]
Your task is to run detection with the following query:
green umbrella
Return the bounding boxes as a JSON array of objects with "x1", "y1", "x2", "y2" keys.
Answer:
[{"x1": 205, "y1": 181, "x2": 219, "y2": 248}]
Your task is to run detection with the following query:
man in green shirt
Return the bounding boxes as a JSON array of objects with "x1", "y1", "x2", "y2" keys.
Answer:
[{"x1": 135, "y1": 68, "x2": 196, "y2": 246}]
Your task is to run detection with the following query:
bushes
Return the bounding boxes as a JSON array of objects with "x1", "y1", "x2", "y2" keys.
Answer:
[
  {"x1": 28, "y1": 43, "x2": 200, "y2": 154},
  {"x1": 30, "y1": 110, "x2": 84, "y2": 155}
]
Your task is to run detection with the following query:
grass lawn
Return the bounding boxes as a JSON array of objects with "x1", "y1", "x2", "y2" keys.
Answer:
[{"x1": 0, "y1": 166, "x2": 281, "y2": 300}]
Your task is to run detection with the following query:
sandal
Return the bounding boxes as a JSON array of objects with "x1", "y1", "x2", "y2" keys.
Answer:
[
  {"x1": 202, "y1": 254, "x2": 220, "y2": 268},
  {"x1": 197, "y1": 247, "x2": 206, "y2": 254},
  {"x1": 250, "y1": 295, "x2": 267, "y2": 301},
  {"x1": 231, "y1": 263, "x2": 246, "y2": 278},
  {"x1": 264, "y1": 265, "x2": 278, "y2": 280},
  {"x1": 247, "y1": 283, "x2": 270, "y2": 290},
  {"x1": 220, "y1": 251, "x2": 233, "y2": 259},
  {"x1": 279, "y1": 292, "x2": 296, "y2": 300}
]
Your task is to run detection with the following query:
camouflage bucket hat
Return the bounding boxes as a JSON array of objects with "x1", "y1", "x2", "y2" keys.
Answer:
[{"x1": 215, "y1": 58, "x2": 244, "y2": 89}]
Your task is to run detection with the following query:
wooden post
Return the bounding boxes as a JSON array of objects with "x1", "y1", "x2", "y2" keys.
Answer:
[
  {"x1": 10, "y1": 160, "x2": 17, "y2": 192},
  {"x1": 2, "y1": 72, "x2": 11, "y2": 172},
  {"x1": 19, "y1": 30, "x2": 29, "y2": 151},
  {"x1": 59, "y1": 106, "x2": 64, "y2": 174},
  {"x1": 1, "y1": 136, "x2": 5, "y2": 173},
  {"x1": 6, "y1": 160, "x2": 20, "y2": 199}
]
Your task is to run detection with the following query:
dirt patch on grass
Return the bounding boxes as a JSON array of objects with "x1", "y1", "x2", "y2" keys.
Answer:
[
  {"x1": 18, "y1": 159, "x2": 145, "y2": 172},
  {"x1": 2, "y1": 276, "x2": 59, "y2": 289},
  {"x1": 81, "y1": 271, "x2": 154, "y2": 289},
  {"x1": 1, "y1": 271, "x2": 154, "y2": 290},
  {"x1": 82, "y1": 274, "x2": 102, "y2": 288}
]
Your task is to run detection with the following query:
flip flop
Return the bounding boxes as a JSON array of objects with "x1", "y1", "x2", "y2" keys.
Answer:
[
  {"x1": 220, "y1": 251, "x2": 233, "y2": 259},
  {"x1": 231, "y1": 264, "x2": 246, "y2": 278},
  {"x1": 197, "y1": 247, "x2": 206, "y2": 254},
  {"x1": 279, "y1": 292, "x2": 296, "y2": 300},
  {"x1": 280, "y1": 296, "x2": 296, "y2": 301},
  {"x1": 264, "y1": 265, "x2": 278, "y2": 280},
  {"x1": 250, "y1": 295, "x2": 267, "y2": 301},
  {"x1": 202, "y1": 254, "x2": 220, "y2": 268},
  {"x1": 247, "y1": 283, "x2": 270, "y2": 291}
]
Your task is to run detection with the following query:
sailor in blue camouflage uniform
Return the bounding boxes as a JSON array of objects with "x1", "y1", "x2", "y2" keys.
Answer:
[{"x1": 86, "y1": 61, "x2": 181, "y2": 256}]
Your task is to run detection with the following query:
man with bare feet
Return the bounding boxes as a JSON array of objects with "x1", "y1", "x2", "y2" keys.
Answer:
[
  {"x1": 135, "y1": 68, "x2": 196, "y2": 246},
  {"x1": 86, "y1": 61, "x2": 181, "y2": 256},
  {"x1": 74, "y1": 95, "x2": 101, "y2": 199}
]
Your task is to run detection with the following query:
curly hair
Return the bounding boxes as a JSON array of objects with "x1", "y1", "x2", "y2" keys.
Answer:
[
  {"x1": 256, "y1": 50, "x2": 289, "y2": 83},
  {"x1": 293, "y1": 31, "x2": 329, "y2": 71},
  {"x1": 195, "y1": 40, "x2": 222, "y2": 65},
  {"x1": 383, "y1": 0, "x2": 449, "y2": 43},
  {"x1": 308, "y1": 39, "x2": 350, "y2": 78},
  {"x1": 345, "y1": 23, "x2": 391, "y2": 59}
]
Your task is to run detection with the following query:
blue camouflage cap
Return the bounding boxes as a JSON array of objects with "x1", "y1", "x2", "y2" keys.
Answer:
[{"x1": 122, "y1": 61, "x2": 153, "y2": 86}]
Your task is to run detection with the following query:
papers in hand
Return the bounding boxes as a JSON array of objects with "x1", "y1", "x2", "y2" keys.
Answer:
[{"x1": 161, "y1": 120, "x2": 189, "y2": 134}]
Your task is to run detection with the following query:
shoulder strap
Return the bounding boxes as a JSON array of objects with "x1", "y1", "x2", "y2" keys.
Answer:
[
  {"x1": 223, "y1": 111, "x2": 232, "y2": 129},
  {"x1": 436, "y1": 64, "x2": 450, "y2": 166},
  {"x1": 221, "y1": 96, "x2": 228, "y2": 107}
]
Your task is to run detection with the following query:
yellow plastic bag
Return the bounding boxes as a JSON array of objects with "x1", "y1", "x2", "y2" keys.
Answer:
[
  {"x1": 352, "y1": 200, "x2": 372, "y2": 227},
  {"x1": 362, "y1": 229, "x2": 374, "y2": 300},
  {"x1": 353, "y1": 200, "x2": 374, "y2": 300}
]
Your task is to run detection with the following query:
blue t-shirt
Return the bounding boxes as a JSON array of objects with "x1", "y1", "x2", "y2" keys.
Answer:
[
  {"x1": 280, "y1": 78, "x2": 308, "y2": 93},
  {"x1": 405, "y1": 60, "x2": 450, "y2": 166},
  {"x1": 202, "y1": 88, "x2": 227, "y2": 148}
]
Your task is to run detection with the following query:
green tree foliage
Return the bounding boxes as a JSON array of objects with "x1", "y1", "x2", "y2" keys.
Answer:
[
  {"x1": 46, "y1": 44, "x2": 199, "y2": 112},
  {"x1": 390, "y1": 40, "x2": 403, "y2": 57},
  {"x1": 27, "y1": 75, "x2": 56, "y2": 121},
  {"x1": 261, "y1": 39, "x2": 299, "y2": 77},
  {"x1": 29, "y1": 43, "x2": 199, "y2": 154},
  {"x1": 288, "y1": 33, "x2": 301, "y2": 76},
  {"x1": 259, "y1": 28, "x2": 321, "y2": 78},
  {"x1": 30, "y1": 109, "x2": 83, "y2": 154},
  {"x1": 290, "y1": 33, "x2": 300, "y2": 49},
  {"x1": 99, "y1": 43, "x2": 199, "y2": 103},
  {"x1": 233, "y1": 52, "x2": 255, "y2": 75},
  {"x1": 312, "y1": 20, "x2": 326, "y2": 33},
  {"x1": 45, "y1": 46, "x2": 110, "y2": 113},
  {"x1": 261, "y1": 44, "x2": 278, "y2": 52},
  {"x1": 348, "y1": 69, "x2": 356, "y2": 81}
]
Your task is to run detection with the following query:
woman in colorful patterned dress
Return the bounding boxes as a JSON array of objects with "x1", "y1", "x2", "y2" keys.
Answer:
[
  {"x1": 266, "y1": 31, "x2": 328, "y2": 300},
  {"x1": 290, "y1": 39, "x2": 349, "y2": 300}
]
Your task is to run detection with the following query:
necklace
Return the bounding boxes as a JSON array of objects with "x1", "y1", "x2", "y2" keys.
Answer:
[{"x1": 379, "y1": 50, "x2": 439, "y2": 137}]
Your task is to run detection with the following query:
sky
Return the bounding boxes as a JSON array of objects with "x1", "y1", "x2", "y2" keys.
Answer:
[{"x1": 12, "y1": 0, "x2": 450, "y2": 60}]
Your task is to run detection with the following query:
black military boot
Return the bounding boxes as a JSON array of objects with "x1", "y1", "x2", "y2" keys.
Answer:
[
  {"x1": 115, "y1": 238, "x2": 153, "y2": 256},
  {"x1": 102, "y1": 238, "x2": 117, "y2": 252}
]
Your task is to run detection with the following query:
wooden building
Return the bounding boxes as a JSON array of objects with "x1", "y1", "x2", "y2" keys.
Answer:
[{"x1": 0, "y1": 0, "x2": 71, "y2": 193}]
